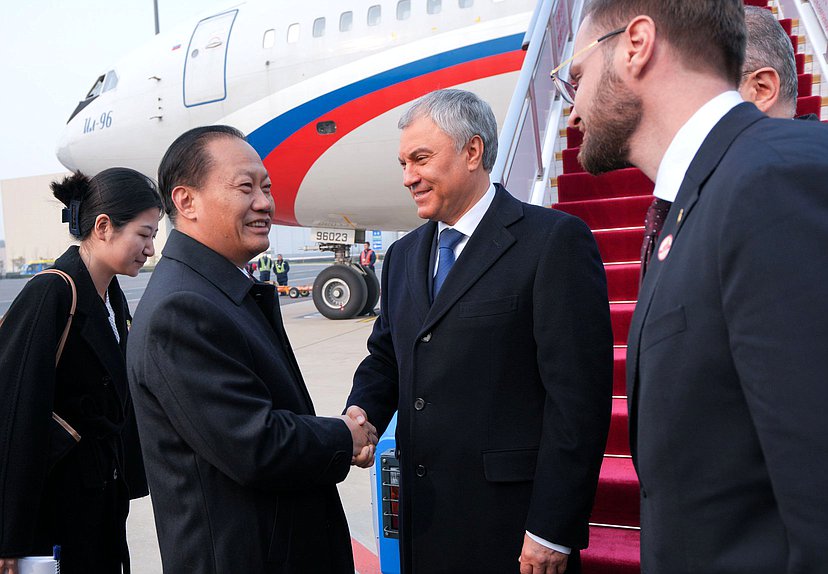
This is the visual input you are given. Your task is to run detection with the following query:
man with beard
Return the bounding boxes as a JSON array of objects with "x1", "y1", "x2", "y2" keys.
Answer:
[
  {"x1": 346, "y1": 89, "x2": 612, "y2": 574},
  {"x1": 628, "y1": 5, "x2": 803, "y2": 281},
  {"x1": 557, "y1": 2, "x2": 828, "y2": 572}
]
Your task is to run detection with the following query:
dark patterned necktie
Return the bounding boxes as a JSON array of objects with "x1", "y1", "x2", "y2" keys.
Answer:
[
  {"x1": 433, "y1": 228, "x2": 465, "y2": 299},
  {"x1": 639, "y1": 197, "x2": 672, "y2": 284}
]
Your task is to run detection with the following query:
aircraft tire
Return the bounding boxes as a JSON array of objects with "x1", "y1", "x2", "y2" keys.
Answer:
[
  {"x1": 358, "y1": 267, "x2": 380, "y2": 316},
  {"x1": 313, "y1": 265, "x2": 368, "y2": 319}
]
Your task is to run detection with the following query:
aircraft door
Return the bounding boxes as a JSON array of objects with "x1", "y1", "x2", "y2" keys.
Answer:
[{"x1": 183, "y1": 10, "x2": 238, "y2": 106}]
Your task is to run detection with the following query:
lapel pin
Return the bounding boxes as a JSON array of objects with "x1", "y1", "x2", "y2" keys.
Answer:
[
  {"x1": 657, "y1": 234, "x2": 673, "y2": 262},
  {"x1": 677, "y1": 208, "x2": 684, "y2": 224}
]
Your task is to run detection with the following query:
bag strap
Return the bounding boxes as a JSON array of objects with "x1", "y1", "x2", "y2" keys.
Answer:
[
  {"x1": 36, "y1": 269, "x2": 78, "y2": 365},
  {"x1": 0, "y1": 268, "x2": 81, "y2": 442},
  {"x1": 38, "y1": 270, "x2": 81, "y2": 441}
]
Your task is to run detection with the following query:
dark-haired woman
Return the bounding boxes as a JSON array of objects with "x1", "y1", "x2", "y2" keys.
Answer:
[{"x1": 0, "y1": 168, "x2": 162, "y2": 574}]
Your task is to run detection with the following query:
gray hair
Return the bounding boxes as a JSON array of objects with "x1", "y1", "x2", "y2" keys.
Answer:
[
  {"x1": 398, "y1": 89, "x2": 498, "y2": 172},
  {"x1": 743, "y1": 6, "x2": 798, "y2": 114}
]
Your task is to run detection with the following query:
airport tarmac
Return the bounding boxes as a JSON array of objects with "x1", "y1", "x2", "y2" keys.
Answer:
[{"x1": 126, "y1": 298, "x2": 381, "y2": 573}]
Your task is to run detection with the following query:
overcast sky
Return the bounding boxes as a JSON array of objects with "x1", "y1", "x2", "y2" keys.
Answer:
[{"x1": 0, "y1": 0, "x2": 227, "y2": 238}]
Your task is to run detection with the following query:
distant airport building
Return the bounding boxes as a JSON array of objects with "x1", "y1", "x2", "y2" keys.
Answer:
[
  {"x1": 0, "y1": 172, "x2": 87, "y2": 274},
  {"x1": 1, "y1": 173, "x2": 396, "y2": 274}
]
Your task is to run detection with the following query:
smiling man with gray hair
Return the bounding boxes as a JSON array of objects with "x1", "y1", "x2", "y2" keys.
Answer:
[{"x1": 346, "y1": 89, "x2": 613, "y2": 573}]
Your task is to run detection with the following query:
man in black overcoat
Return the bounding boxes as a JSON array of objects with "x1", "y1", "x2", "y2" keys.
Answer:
[
  {"x1": 345, "y1": 89, "x2": 613, "y2": 573},
  {"x1": 566, "y1": 2, "x2": 828, "y2": 572},
  {"x1": 127, "y1": 126, "x2": 377, "y2": 574}
]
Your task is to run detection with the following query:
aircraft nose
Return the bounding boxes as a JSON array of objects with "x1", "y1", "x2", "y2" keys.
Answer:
[{"x1": 56, "y1": 131, "x2": 77, "y2": 172}]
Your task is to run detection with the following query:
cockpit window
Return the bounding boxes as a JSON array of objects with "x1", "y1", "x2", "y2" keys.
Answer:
[
  {"x1": 102, "y1": 70, "x2": 119, "y2": 93},
  {"x1": 86, "y1": 75, "x2": 105, "y2": 100}
]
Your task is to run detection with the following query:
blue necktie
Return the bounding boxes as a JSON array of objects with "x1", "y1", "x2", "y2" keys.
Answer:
[{"x1": 433, "y1": 228, "x2": 464, "y2": 299}]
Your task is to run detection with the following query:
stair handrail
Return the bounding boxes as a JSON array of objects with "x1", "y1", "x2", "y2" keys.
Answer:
[
  {"x1": 780, "y1": 0, "x2": 828, "y2": 82},
  {"x1": 492, "y1": 0, "x2": 585, "y2": 206}
]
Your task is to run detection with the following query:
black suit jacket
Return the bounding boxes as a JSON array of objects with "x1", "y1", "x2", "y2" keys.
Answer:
[
  {"x1": 127, "y1": 230, "x2": 354, "y2": 574},
  {"x1": 627, "y1": 103, "x2": 828, "y2": 573},
  {"x1": 0, "y1": 246, "x2": 147, "y2": 572},
  {"x1": 347, "y1": 186, "x2": 612, "y2": 573}
]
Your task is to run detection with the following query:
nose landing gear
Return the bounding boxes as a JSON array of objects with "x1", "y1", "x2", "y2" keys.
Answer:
[{"x1": 311, "y1": 241, "x2": 379, "y2": 319}]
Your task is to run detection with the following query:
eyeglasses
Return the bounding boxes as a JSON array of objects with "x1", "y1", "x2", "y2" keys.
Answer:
[{"x1": 550, "y1": 26, "x2": 626, "y2": 105}]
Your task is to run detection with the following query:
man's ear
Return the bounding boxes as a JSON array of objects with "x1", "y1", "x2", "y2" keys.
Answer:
[
  {"x1": 172, "y1": 185, "x2": 197, "y2": 221},
  {"x1": 625, "y1": 16, "x2": 656, "y2": 79},
  {"x1": 465, "y1": 134, "x2": 484, "y2": 171},
  {"x1": 740, "y1": 67, "x2": 781, "y2": 114},
  {"x1": 92, "y1": 214, "x2": 112, "y2": 241}
]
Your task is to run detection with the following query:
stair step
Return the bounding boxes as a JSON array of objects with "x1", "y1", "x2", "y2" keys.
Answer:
[
  {"x1": 565, "y1": 126, "x2": 583, "y2": 148},
  {"x1": 558, "y1": 168, "x2": 653, "y2": 203},
  {"x1": 613, "y1": 347, "x2": 627, "y2": 397},
  {"x1": 555, "y1": 195, "x2": 652, "y2": 230},
  {"x1": 595, "y1": 228, "x2": 643, "y2": 266},
  {"x1": 591, "y1": 457, "x2": 640, "y2": 527},
  {"x1": 582, "y1": 525, "x2": 641, "y2": 574},
  {"x1": 561, "y1": 146, "x2": 584, "y2": 174},
  {"x1": 797, "y1": 94, "x2": 823, "y2": 119},
  {"x1": 607, "y1": 398, "x2": 631, "y2": 456},
  {"x1": 605, "y1": 263, "x2": 640, "y2": 302},
  {"x1": 798, "y1": 73, "x2": 813, "y2": 98},
  {"x1": 610, "y1": 303, "x2": 635, "y2": 346}
]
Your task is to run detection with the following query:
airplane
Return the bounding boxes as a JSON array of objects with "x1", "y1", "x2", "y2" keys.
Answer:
[{"x1": 56, "y1": 0, "x2": 537, "y2": 319}]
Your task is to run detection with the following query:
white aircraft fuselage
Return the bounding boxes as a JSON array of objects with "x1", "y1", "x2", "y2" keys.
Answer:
[{"x1": 57, "y1": 0, "x2": 534, "y2": 232}]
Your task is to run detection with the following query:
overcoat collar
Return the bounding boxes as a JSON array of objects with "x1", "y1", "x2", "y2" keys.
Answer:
[
  {"x1": 406, "y1": 184, "x2": 522, "y2": 336},
  {"x1": 161, "y1": 230, "x2": 315, "y2": 413},
  {"x1": 54, "y1": 246, "x2": 129, "y2": 406},
  {"x1": 161, "y1": 229, "x2": 254, "y2": 306},
  {"x1": 627, "y1": 103, "x2": 766, "y2": 442}
]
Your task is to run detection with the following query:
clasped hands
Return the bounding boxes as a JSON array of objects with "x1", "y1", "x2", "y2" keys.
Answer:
[{"x1": 339, "y1": 406, "x2": 378, "y2": 468}]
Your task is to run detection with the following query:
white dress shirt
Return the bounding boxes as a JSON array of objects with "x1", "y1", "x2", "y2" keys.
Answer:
[
  {"x1": 435, "y1": 181, "x2": 570, "y2": 555},
  {"x1": 433, "y1": 182, "x2": 496, "y2": 277},
  {"x1": 653, "y1": 91, "x2": 744, "y2": 202},
  {"x1": 104, "y1": 292, "x2": 120, "y2": 344}
]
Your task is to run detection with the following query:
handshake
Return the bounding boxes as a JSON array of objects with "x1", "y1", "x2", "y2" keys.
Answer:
[{"x1": 339, "y1": 406, "x2": 379, "y2": 468}]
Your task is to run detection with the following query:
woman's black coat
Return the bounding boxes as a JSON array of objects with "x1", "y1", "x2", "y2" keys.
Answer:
[{"x1": 0, "y1": 246, "x2": 147, "y2": 572}]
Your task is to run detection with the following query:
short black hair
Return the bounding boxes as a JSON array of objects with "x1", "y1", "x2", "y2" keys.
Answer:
[
  {"x1": 157, "y1": 125, "x2": 246, "y2": 223},
  {"x1": 585, "y1": 0, "x2": 746, "y2": 87},
  {"x1": 51, "y1": 168, "x2": 162, "y2": 239}
]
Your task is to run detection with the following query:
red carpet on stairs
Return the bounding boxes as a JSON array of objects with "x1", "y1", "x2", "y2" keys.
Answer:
[
  {"x1": 548, "y1": 4, "x2": 822, "y2": 572},
  {"x1": 612, "y1": 347, "x2": 627, "y2": 397},
  {"x1": 553, "y1": 148, "x2": 649, "y2": 573},
  {"x1": 594, "y1": 228, "x2": 642, "y2": 263},
  {"x1": 581, "y1": 527, "x2": 641, "y2": 574},
  {"x1": 591, "y1": 457, "x2": 639, "y2": 527},
  {"x1": 606, "y1": 399, "x2": 632, "y2": 456}
]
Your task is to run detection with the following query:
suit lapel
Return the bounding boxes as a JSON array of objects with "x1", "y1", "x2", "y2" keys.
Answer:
[
  {"x1": 249, "y1": 282, "x2": 316, "y2": 414},
  {"x1": 73, "y1": 281, "x2": 129, "y2": 408},
  {"x1": 55, "y1": 247, "x2": 129, "y2": 408},
  {"x1": 627, "y1": 103, "x2": 767, "y2": 450},
  {"x1": 419, "y1": 186, "x2": 521, "y2": 336},
  {"x1": 406, "y1": 221, "x2": 437, "y2": 327}
]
